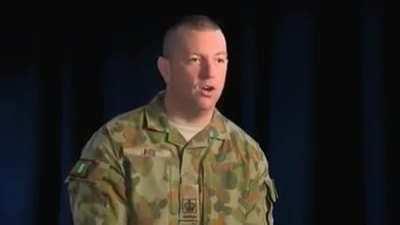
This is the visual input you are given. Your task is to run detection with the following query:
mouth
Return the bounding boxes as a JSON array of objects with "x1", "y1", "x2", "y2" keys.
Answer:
[
  {"x1": 199, "y1": 84, "x2": 215, "y2": 97},
  {"x1": 201, "y1": 84, "x2": 215, "y2": 92}
]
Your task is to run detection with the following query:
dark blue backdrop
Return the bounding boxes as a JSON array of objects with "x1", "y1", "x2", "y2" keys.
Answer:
[{"x1": 0, "y1": 5, "x2": 389, "y2": 225}]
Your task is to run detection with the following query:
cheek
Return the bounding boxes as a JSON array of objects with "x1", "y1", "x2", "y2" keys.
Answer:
[
  {"x1": 169, "y1": 74, "x2": 195, "y2": 94},
  {"x1": 217, "y1": 70, "x2": 227, "y2": 87},
  {"x1": 172, "y1": 65, "x2": 196, "y2": 81}
]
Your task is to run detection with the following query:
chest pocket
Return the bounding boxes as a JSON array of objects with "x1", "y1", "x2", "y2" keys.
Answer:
[
  {"x1": 201, "y1": 151, "x2": 247, "y2": 225},
  {"x1": 125, "y1": 147, "x2": 176, "y2": 225}
]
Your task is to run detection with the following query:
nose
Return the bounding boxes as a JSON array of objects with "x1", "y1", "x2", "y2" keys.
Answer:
[{"x1": 200, "y1": 59, "x2": 215, "y2": 79}]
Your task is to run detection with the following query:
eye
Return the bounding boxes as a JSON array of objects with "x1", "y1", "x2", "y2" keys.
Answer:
[
  {"x1": 188, "y1": 57, "x2": 200, "y2": 63},
  {"x1": 216, "y1": 57, "x2": 227, "y2": 64}
]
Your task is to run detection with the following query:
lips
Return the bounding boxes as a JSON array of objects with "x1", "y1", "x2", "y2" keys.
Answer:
[
  {"x1": 199, "y1": 84, "x2": 215, "y2": 97},
  {"x1": 201, "y1": 84, "x2": 215, "y2": 92}
]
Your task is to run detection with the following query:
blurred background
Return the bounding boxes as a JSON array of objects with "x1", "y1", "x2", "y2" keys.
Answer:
[{"x1": 0, "y1": 2, "x2": 389, "y2": 225}]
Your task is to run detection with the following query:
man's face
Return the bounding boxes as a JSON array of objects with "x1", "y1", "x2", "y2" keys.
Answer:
[{"x1": 165, "y1": 28, "x2": 228, "y2": 113}]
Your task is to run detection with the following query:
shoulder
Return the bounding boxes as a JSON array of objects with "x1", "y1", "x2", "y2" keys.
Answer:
[
  {"x1": 217, "y1": 115, "x2": 271, "y2": 179},
  {"x1": 226, "y1": 119, "x2": 259, "y2": 147},
  {"x1": 219, "y1": 114, "x2": 266, "y2": 161},
  {"x1": 104, "y1": 105, "x2": 146, "y2": 133},
  {"x1": 80, "y1": 105, "x2": 148, "y2": 158}
]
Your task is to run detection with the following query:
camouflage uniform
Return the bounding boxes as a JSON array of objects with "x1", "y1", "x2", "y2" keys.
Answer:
[{"x1": 66, "y1": 91, "x2": 278, "y2": 225}]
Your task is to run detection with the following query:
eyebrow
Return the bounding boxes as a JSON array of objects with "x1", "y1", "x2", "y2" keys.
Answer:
[
  {"x1": 215, "y1": 51, "x2": 228, "y2": 56},
  {"x1": 186, "y1": 51, "x2": 228, "y2": 57}
]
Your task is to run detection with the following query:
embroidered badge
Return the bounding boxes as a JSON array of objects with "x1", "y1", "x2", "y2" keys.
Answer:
[{"x1": 70, "y1": 159, "x2": 96, "y2": 178}]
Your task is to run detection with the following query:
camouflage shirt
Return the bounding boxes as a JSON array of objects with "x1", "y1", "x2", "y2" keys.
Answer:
[{"x1": 66, "y1": 91, "x2": 278, "y2": 225}]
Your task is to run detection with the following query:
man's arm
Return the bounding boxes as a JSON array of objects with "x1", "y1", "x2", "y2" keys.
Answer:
[
  {"x1": 66, "y1": 126, "x2": 129, "y2": 225},
  {"x1": 260, "y1": 154, "x2": 278, "y2": 225},
  {"x1": 246, "y1": 145, "x2": 278, "y2": 225}
]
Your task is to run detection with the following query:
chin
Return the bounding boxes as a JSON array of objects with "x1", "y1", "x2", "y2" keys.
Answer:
[{"x1": 196, "y1": 101, "x2": 216, "y2": 112}]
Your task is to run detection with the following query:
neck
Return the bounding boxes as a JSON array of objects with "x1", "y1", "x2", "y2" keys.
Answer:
[{"x1": 164, "y1": 92, "x2": 213, "y2": 127}]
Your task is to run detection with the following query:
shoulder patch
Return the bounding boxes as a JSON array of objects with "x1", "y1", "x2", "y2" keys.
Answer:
[
  {"x1": 266, "y1": 178, "x2": 278, "y2": 202},
  {"x1": 69, "y1": 159, "x2": 97, "y2": 179}
]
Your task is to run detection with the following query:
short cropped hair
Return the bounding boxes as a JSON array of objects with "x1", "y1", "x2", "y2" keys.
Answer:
[{"x1": 162, "y1": 15, "x2": 222, "y2": 58}]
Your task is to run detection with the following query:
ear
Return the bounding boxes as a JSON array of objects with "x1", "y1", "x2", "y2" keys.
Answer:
[{"x1": 157, "y1": 56, "x2": 170, "y2": 84}]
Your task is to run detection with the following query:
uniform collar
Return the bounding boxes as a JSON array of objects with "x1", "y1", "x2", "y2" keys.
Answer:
[{"x1": 144, "y1": 91, "x2": 228, "y2": 147}]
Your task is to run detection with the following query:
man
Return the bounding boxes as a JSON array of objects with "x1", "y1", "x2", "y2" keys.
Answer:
[{"x1": 66, "y1": 15, "x2": 278, "y2": 225}]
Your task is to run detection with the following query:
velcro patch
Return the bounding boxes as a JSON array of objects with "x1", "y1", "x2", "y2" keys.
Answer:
[
  {"x1": 265, "y1": 178, "x2": 278, "y2": 202},
  {"x1": 69, "y1": 159, "x2": 97, "y2": 179},
  {"x1": 124, "y1": 148, "x2": 172, "y2": 157}
]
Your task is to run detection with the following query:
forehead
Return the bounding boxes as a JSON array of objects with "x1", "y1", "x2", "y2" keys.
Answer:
[{"x1": 175, "y1": 27, "x2": 227, "y2": 55}]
